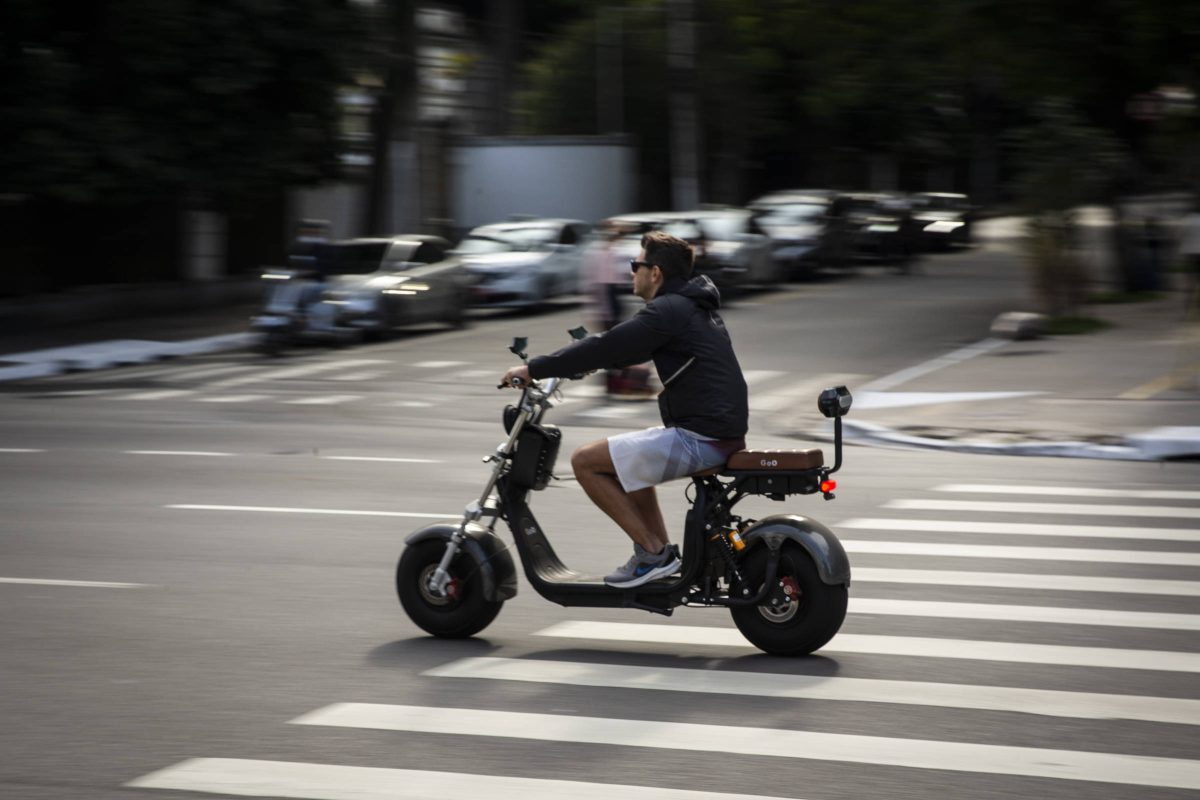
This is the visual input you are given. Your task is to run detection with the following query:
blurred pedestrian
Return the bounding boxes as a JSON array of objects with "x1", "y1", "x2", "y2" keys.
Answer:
[
  {"x1": 584, "y1": 220, "x2": 630, "y2": 332},
  {"x1": 288, "y1": 218, "x2": 330, "y2": 275}
]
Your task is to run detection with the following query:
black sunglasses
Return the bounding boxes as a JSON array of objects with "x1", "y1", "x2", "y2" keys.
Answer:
[{"x1": 629, "y1": 259, "x2": 655, "y2": 273}]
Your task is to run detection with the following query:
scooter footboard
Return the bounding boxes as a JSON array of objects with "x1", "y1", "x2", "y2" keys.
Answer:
[
  {"x1": 741, "y1": 514, "x2": 851, "y2": 586},
  {"x1": 405, "y1": 523, "x2": 519, "y2": 601}
]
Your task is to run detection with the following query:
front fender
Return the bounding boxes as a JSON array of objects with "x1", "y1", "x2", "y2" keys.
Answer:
[
  {"x1": 405, "y1": 523, "x2": 518, "y2": 601},
  {"x1": 742, "y1": 514, "x2": 851, "y2": 586}
]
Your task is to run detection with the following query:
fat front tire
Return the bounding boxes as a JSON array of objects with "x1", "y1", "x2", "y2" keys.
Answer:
[
  {"x1": 397, "y1": 540, "x2": 503, "y2": 638},
  {"x1": 730, "y1": 542, "x2": 848, "y2": 655}
]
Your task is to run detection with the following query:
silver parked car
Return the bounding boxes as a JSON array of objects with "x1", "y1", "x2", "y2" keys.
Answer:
[
  {"x1": 253, "y1": 235, "x2": 468, "y2": 348},
  {"x1": 456, "y1": 218, "x2": 591, "y2": 309}
]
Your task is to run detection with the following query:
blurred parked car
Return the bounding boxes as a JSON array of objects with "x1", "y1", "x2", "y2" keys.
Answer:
[
  {"x1": 748, "y1": 189, "x2": 849, "y2": 278},
  {"x1": 831, "y1": 192, "x2": 917, "y2": 268},
  {"x1": 253, "y1": 235, "x2": 468, "y2": 350},
  {"x1": 604, "y1": 210, "x2": 776, "y2": 293},
  {"x1": 909, "y1": 192, "x2": 974, "y2": 249},
  {"x1": 456, "y1": 218, "x2": 591, "y2": 309}
]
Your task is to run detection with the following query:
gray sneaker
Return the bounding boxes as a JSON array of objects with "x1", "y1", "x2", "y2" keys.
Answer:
[{"x1": 604, "y1": 543, "x2": 681, "y2": 588}]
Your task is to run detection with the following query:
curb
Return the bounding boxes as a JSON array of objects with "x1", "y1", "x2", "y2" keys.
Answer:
[
  {"x1": 838, "y1": 420, "x2": 1200, "y2": 462},
  {"x1": 0, "y1": 333, "x2": 257, "y2": 382}
]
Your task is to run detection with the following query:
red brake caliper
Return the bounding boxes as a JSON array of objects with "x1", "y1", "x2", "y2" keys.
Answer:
[
  {"x1": 779, "y1": 575, "x2": 800, "y2": 603},
  {"x1": 444, "y1": 575, "x2": 462, "y2": 601}
]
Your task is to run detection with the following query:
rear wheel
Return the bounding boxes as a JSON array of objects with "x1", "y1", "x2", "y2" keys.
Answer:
[
  {"x1": 397, "y1": 540, "x2": 503, "y2": 638},
  {"x1": 730, "y1": 542, "x2": 847, "y2": 655}
]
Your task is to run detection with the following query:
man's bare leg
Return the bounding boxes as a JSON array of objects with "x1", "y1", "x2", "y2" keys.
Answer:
[{"x1": 571, "y1": 439, "x2": 670, "y2": 553}]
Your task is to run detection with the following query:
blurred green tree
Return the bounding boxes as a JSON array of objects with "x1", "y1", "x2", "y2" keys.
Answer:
[
  {"x1": 0, "y1": 0, "x2": 363, "y2": 289},
  {"x1": 1, "y1": 0, "x2": 361, "y2": 205}
]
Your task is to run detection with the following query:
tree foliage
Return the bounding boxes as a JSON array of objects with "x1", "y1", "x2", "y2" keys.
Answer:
[
  {"x1": 513, "y1": 0, "x2": 1200, "y2": 204},
  {"x1": 0, "y1": 0, "x2": 364, "y2": 207}
]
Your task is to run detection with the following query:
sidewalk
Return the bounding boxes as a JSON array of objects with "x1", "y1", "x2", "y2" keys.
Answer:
[{"x1": 821, "y1": 286, "x2": 1200, "y2": 461}]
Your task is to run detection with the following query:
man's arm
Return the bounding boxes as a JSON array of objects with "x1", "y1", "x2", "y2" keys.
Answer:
[{"x1": 528, "y1": 306, "x2": 669, "y2": 380}]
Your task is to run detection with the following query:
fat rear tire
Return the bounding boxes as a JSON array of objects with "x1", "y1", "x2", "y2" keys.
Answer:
[
  {"x1": 730, "y1": 542, "x2": 847, "y2": 655},
  {"x1": 397, "y1": 539, "x2": 503, "y2": 638}
]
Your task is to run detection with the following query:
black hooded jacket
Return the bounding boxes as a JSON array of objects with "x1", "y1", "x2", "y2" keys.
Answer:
[{"x1": 528, "y1": 275, "x2": 749, "y2": 440}]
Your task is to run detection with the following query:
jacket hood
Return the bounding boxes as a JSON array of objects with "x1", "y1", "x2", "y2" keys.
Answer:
[{"x1": 661, "y1": 274, "x2": 721, "y2": 309}]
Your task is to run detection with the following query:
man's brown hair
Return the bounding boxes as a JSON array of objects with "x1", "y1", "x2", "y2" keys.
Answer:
[{"x1": 641, "y1": 230, "x2": 694, "y2": 282}]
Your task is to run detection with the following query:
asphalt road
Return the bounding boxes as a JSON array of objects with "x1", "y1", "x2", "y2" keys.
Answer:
[{"x1": 1, "y1": 248, "x2": 1198, "y2": 800}]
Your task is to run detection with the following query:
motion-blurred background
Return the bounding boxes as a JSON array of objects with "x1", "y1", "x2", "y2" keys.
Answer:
[{"x1": 2, "y1": 0, "x2": 1197, "y2": 316}]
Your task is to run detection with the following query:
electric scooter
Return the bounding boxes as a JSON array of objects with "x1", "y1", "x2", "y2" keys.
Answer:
[{"x1": 396, "y1": 333, "x2": 853, "y2": 655}]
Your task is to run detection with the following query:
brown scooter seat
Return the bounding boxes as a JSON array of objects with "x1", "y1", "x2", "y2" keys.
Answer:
[
  {"x1": 725, "y1": 449, "x2": 825, "y2": 472},
  {"x1": 692, "y1": 448, "x2": 825, "y2": 477}
]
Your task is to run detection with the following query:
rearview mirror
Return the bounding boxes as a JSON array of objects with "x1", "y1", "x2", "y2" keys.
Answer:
[{"x1": 818, "y1": 386, "x2": 853, "y2": 418}]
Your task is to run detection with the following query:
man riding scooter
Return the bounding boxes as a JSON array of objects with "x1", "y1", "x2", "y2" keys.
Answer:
[{"x1": 502, "y1": 231, "x2": 749, "y2": 588}]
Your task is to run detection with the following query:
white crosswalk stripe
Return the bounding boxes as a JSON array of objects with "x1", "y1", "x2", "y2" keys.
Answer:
[
  {"x1": 127, "y1": 759, "x2": 790, "y2": 800},
  {"x1": 208, "y1": 359, "x2": 391, "y2": 389},
  {"x1": 535, "y1": 621, "x2": 1200, "y2": 672},
  {"x1": 123, "y1": 389, "x2": 196, "y2": 400},
  {"x1": 838, "y1": 517, "x2": 1200, "y2": 542},
  {"x1": 851, "y1": 597, "x2": 1200, "y2": 630},
  {"x1": 935, "y1": 483, "x2": 1200, "y2": 501},
  {"x1": 887, "y1": 498, "x2": 1200, "y2": 519},
  {"x1": 424, "y1": 656, "x2": 1200, "y2": 725},
  {"x1": 852, "y1": 567, "x2": 1200, "y2": 596},
  {"x1": 289, "y1": 703, "x2": 1200, "y2": 790},
  {"x1": 842, "y1": 538, "x2": 1200, "y2": 565},
  {"x1": 281, "y1": 394, "x2": 361, "y2": 405}
]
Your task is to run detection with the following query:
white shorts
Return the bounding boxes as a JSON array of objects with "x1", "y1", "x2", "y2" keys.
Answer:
[{"x1": 607, "y1": 426, "x2": 737, "y2": 492}]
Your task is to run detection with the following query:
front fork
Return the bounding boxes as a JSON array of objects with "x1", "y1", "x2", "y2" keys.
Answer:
[{"x1": 425, "y1": 409, "x2": 530, "y2": 599}]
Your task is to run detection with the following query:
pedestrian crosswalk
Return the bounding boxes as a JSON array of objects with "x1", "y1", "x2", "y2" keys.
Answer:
[
  {"x1": 124, "y1": 477, "x2": 1200, "y2": 799},
  {"x1": 6, "y1": 354, "x2": 862, "y2": 422}
]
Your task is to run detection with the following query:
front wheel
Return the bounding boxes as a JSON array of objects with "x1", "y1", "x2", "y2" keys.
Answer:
[
  {"x1": 396, "y1": 540, "x2": 503, "y2": 638},
  {"x1": 730, "y1": 542, "x2": 848, "y2": 655}
]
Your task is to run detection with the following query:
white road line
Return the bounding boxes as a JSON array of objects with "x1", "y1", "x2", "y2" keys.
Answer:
[
  {"x1": 0, "y1": 448, "x2": 44, "y2": 453},
  {"x1": 39, "y1": 389, "x2": 115, "y2": 397},
  {"x1": 842, "y1": 539, "x2": 1200, "y2": 565},
  {"x1": 196, "y1": 394, "x2": 270, "y2": 403},
  {"x1": 328, "y1": 370, "x2": 386, "y2": 381},
  {"x1": 578, "y1": 405, "x2": 641, "y2": 418},
  {"x1": 121, "y1": 389, "x2": 196, "y2": 400},
  {"x1": 127, "y1": 759, "x2": 788, "y2": 800},
  {"x1": 886, "y1": 499, "x2": 1200, "y2": 519},
  {"x1": 412, "y1": 360, "x2": 469, "y2": 368},
  {"x1": 851, "y1": 597, "x2": 1200, "y2": 631},
  {"x1": 165, "y1": 504, "x2": 452, "y2": 519},
  {"x1": 853, "y1": 567, "x2": 1200, "y2": 596},
  {"x1": 281, "y1": 395, "x2": 361, "y2": 405},
  {"x1": 425, "y1": 656, "x2": 1200, "y2": 725},
  {"x1": 209, "y1": 359, "x2": 389, "y2": 389},
  {"x1": 741, "y1": 369, "x2": 785, "y2": 385},
  {"x1": 291, "y1": 703, "x2": 1200, "y2": 789},
  {"x1": 861, "y1": 338, "x2": 1008, "y2": 392},
  {"x1": 388, "y1": 400, "x2": 433, "y2": 408},
  {"x1": 0, "y1": 577, "x2": 147, "y2": 589},
  {"x1": 935, "y1": 483, "x2": 1200, "y2": 501},
  {"x1": 322, "y1": 456, "x2": 440, "y2": 464},
  {"x1": 535, "y1": 621, "x2": 1200, "y2": 672},
  {"x1": 838, "y1": 517, "x2": 1200, "y2": 542},
  {"x1": 173, "y1": 364, "x2": 259, "y2": 381},
  {"x1": 125, "y1": 450, "x2": 234, "y2": 457}
]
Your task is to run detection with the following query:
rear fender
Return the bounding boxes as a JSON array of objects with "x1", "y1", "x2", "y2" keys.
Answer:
[
  {"x1": 405, "y1": 523, "x2": 518, "y2": 601},
  {"x1": 741, "y1": 514, "x2": 851, "y2": 586}
]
